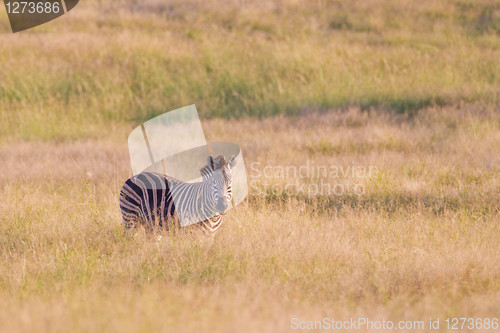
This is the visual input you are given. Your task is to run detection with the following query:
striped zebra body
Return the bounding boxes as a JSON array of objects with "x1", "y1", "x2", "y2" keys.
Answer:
[{"x1": 119, "y1": 155, "x2": 235, "y2": 236}]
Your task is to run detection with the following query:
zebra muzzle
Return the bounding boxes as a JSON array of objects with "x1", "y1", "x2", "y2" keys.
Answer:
[{"x1": 216, "y1": 199, "x2": 228, "y2": 214}]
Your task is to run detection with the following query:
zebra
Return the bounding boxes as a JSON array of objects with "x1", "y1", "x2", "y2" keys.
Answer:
[{"x1": 119, "y1": 154, "x2": 236, "y2": 236}]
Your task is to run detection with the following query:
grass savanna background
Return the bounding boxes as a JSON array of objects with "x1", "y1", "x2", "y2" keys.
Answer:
[{"x1": 0, "y1": 0, "x2": 499, "y2": 331}]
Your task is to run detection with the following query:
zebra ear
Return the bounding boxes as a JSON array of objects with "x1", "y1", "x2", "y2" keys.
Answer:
[
  {"x1": 207, "y1": 155, "x2": 215, "y2": 170},
  {"x1": 228, "y1": 154, "x2": 237, "y2": 168}
]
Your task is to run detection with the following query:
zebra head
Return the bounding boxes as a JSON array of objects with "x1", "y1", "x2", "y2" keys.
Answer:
[{"x1": 201, "y1": 154, "x2": 237, "y2": 215}]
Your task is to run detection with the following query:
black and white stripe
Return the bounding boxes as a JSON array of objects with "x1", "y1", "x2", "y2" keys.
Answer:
[{"x1": 119, "y1": 155, "x2": 235, "y2": 236}]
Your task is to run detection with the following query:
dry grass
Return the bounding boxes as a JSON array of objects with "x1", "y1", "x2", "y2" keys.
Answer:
[
  {"x1": 2, "y1": 0, "x2": 500, "y2": 140},
  {"x1": 1, "y1": 0, "x2": 500, "y2": 331},
  {"x1": 1, "y1": 107, "x2": 499, "y2": 332}
]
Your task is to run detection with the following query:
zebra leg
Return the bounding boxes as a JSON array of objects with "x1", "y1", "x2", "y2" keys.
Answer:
[
  {"x1": 122, "y1": 212, "x2": 140, "y2": 235},
  {"x1": 119, "y1": 188, "x2": 142, "y2": 235},
  {"x1": 143, "y1": 216, "x2": 156, "y2": 237}
]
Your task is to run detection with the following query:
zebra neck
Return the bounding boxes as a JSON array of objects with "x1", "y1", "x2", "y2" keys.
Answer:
[
  {"x1": 196, "y1": 182, "x2": 218, "y2": 219},
  {"x1": 170, "y1": 181, "x2": 218, "y2": 224}
]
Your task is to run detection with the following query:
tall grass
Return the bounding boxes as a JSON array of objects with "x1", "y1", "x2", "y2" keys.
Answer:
[
  {"x1": 1, "y1": 1, "x2": 499, "y2": 331},
  {"x1": 0, "y1": 107, "x2": 499, "y2": 331},
  {"x1": 1, "y1": 0, "x2": 500, "y2": 140}
]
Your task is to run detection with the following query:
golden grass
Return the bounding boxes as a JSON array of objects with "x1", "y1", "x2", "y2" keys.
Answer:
[
  {"x1": 1, "y1": 107, "x2": 499, "y2": 332},
  {"x1": 1, "y1": 0, "x2": 500, "y2": 140},
  {"x1": 1, "y1": 0, "x2": 500, "y2": 331}
]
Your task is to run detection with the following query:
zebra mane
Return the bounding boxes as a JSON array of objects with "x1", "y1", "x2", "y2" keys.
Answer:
[{"x1": 200, "y1": 165, "x2": 212, "y2": 181}]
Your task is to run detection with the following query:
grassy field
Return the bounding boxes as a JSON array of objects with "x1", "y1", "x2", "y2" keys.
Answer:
[
  {"x1": 1, "y1": 0, "x2": 500, "y2": 140},
  {"x1": 1, "y1": 0, "x2": 500, "y2": 332}
]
